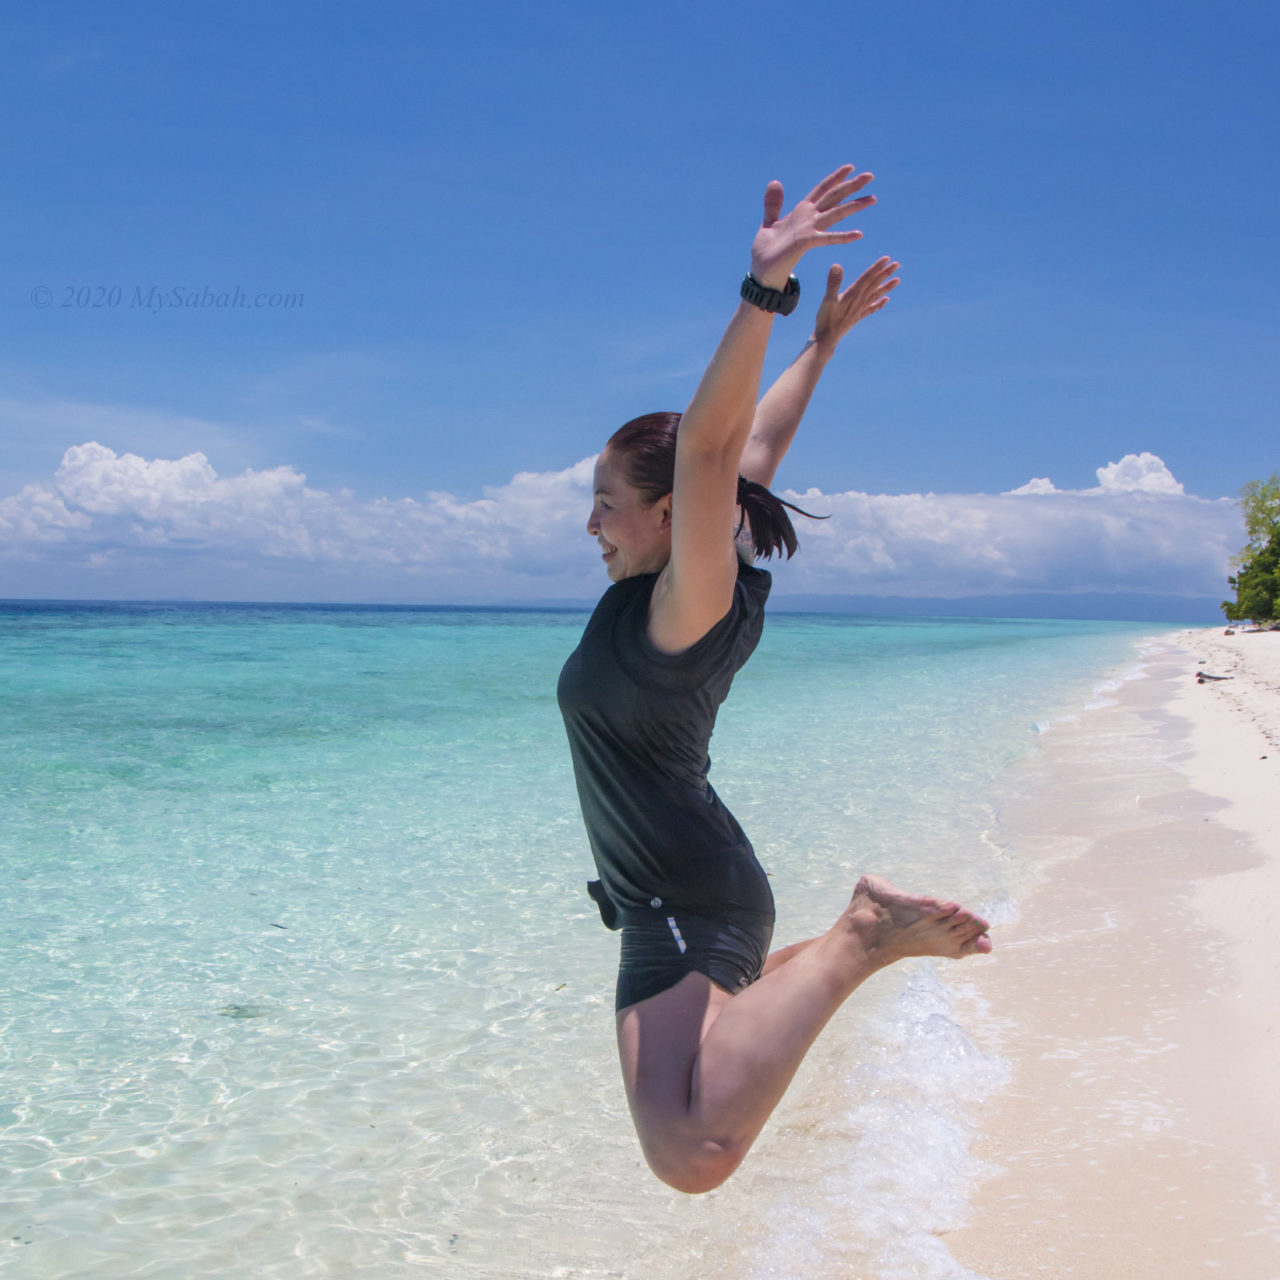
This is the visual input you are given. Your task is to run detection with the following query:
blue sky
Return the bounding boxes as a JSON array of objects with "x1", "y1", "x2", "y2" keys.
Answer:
[{"x1": 1, "y1": 1, "x2": 1274, "y2": 608}]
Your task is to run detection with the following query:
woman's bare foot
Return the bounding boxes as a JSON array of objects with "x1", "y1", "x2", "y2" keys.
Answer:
[{"x1": 842, "y1": 873, "x2": 992, "y2": 967}]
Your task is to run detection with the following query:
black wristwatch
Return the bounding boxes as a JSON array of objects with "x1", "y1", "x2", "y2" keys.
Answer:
[{"x1": 740, "y1": 272, "x2": 801, "y2": 315}]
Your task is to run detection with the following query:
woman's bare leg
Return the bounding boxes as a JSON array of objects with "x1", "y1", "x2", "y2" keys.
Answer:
[
  {"x1": 762, "y1": 934, "x2": 822, "y2": 974},
  {"x1": 615, "y1": 875, "x2": 991, "y2": 1194}
]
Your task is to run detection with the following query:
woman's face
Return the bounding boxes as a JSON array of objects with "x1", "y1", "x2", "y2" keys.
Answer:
[{"x1": 586, "y1": 449, "x2": 672, "y2": 582}]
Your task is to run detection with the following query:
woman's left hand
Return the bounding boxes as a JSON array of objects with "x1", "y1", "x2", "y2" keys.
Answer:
[
  {"x1": 749, "y1": 165, "x2": 877, "y2": 290},
  {"x1": 812, "y1": 256, "x2": 901, "y2": 353}
]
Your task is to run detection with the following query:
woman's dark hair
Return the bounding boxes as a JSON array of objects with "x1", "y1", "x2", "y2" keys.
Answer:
[{"x1": 605, "y1": 411, "x2": 826, "y2": 561}]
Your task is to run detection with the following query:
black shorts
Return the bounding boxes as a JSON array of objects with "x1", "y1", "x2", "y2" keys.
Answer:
[{"x1": 614, "y1": 907, "x2": 774, "y2": 1013}]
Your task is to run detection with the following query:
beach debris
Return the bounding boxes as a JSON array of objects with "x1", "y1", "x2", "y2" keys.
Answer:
[
  {"x1": 1196, "y1": 671, "x2": 1233, "y2": 683},
  {"x1": 218, "y1": 1004, "x2": 270, "y2": 1019},
  {"x1": 270, "y1": 922, "x2": 287, "y2": 929}
]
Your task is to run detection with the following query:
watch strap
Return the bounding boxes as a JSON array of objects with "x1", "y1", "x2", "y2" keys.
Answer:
[{"x1": 740, "y1": 272, "x2": 801, "y2": 316}]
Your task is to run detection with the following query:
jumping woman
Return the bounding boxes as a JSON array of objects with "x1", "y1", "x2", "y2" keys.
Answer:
[{"x1": 557, "y1": 164, "x2": 992, "y2": 1195}]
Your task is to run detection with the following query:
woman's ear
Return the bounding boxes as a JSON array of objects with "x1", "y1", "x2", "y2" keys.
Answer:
[{"x1": 656, "y1": 493, "x2": 674, "y2": 529}]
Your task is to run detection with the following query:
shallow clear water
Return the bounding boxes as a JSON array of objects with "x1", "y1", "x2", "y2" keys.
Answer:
[{"x1": 1, "y1": 601, "x2": 1161, "y2": 1279}]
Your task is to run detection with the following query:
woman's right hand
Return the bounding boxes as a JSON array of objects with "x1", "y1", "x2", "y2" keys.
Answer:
[{"x1": 749, "y1": 165, "x2": 877, "y2": 290}]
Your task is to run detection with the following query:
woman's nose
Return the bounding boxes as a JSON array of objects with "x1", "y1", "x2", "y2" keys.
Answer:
[{"x1": 586, "y1": 508, "x2": 599, "y2": 535}]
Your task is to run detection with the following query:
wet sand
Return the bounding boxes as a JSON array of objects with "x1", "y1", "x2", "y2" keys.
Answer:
[{"x1": 945, "y1": 626, "x2": 1280, "y2": 1278}]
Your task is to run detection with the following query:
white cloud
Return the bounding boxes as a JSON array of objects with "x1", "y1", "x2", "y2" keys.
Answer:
[
  {"x1": 780, "y1": 478, "x2": 1235, "y2": 597},
  {"x1": 1094, "y1": 451, "x2": 1185, "y2": 495},
  {"x1": 1004, "y1": 452, "x2": 1186, "y2": 498},
  {"x1": 0, "y1": 443, "x2": 599, "y2": 599},
  {"x1": 0, "y1": 444, "x2": 1242, "y2": 603}
]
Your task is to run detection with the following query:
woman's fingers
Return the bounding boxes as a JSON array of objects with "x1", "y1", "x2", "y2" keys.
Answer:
[
  {"x1": 802, "y1": 164, "x2": 857, "y2": 205},
  {"x1": 753, "y1": 163, "x2": 886, "y2": 277},
  {"x1": 761, "y1": 179, "x2": 785, "y2": 228},
  {"x1": 815, "y1": 192, "x2": 876, "y2": 230},
  {"x1": 812, "y1": 227, "x2": 865, "y2": 248},
  {"x1": 842, "y1": 257, "x2": 900, "y2": 298},
  {"x1": 855, "y1": 273, "x2": 900, "y2": 309},
  {"x1": 852, "y1": 256, "x2": 899, "y2": 291},
  {"x1": 814, "y1": 171, "x2": 875, "y2": 211},
  {"x1": 822, "y1": 258, "x2": 905, "y2": 314},
  {"x1": 764, "y1": 168, "x2": 873, "y2": 231}
]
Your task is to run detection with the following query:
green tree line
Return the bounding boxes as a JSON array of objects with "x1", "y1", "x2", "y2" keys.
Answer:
[{"x1": 1222, "y1": 473, "x2": 1280, "y2": 623}]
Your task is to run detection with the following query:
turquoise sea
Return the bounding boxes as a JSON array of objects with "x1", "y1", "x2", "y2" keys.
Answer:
[{"x1": 1, "y1": 601, "x2": 1163, "y2": 1279}]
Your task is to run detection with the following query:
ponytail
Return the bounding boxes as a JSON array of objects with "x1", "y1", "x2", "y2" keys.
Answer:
[{"x1": 735, "y1": 474, "x2": 827, "y2": 561}]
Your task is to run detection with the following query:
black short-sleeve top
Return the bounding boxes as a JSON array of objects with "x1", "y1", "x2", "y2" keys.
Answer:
[{"x1": 557, "y1": 558, "x2": 773, "y2": 919}]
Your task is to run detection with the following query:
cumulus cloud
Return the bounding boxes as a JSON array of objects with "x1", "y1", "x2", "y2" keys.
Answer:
[
  {"x1": 1094, "y1": 451, "x2": 1185, "y2": 495},
  {"x1": 0, "y1": 443, "x2": 1242, "y2": 603},
  {"x1": 1005, "y1": 451, "x2": 1186, "y2": 498}
]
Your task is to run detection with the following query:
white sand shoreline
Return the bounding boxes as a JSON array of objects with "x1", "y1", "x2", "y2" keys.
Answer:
[{"x1": 946, "y1": 626, "x2": 1280, "y2": 1278}]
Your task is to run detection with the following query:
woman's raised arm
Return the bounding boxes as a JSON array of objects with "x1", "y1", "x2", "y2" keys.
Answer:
[
  {"x1": 738, "y1": 256, "x2": 900, "y2": 490},
  {"x1": 646, "y1": 165, "x2": 877, "y2": 654}
]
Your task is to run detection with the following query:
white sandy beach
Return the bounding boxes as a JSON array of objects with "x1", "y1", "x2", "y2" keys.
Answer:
[{"x1": 947, "y1": 625, "x2": 1280, "y2": 1278}]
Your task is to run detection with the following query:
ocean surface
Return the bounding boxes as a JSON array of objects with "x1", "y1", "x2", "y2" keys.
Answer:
[{"x1": 1, "y1": 600, "x2": 1163, "y2": 1280}]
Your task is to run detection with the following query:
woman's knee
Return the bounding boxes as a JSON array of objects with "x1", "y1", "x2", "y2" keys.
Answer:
[{"x1": 643, "y1": 1136, "x2": 744, "y2": 1195}]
